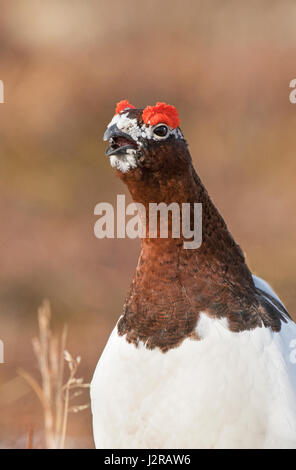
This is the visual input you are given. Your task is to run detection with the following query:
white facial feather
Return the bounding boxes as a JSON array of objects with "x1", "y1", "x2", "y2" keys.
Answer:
[
  {"x1": 108, "y1": 113, "x2": 143, "y2": 142},
  {"x1": 110, "y1": 151, "x2": 137, "y2": 174}
]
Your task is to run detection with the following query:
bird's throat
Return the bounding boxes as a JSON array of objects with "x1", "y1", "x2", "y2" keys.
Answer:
[{"x1": 117, "y1": 163, "x2": 260, "y2": 351}]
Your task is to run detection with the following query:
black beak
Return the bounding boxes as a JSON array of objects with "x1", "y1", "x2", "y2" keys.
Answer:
[
  {"x1": 104, "y1": 124, "x2": 122, "y2": 141},
  {"x1": 104, "y1": 124, "x2": 138, "y2": 157},
  {"x1": 104, "y1": 124, "x2": 135, "y2": 142}
]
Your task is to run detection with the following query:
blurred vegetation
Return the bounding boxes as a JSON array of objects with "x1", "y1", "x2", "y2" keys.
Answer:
[{"x1": 0, "y1": 0, "x2": 295, "y2": 448}]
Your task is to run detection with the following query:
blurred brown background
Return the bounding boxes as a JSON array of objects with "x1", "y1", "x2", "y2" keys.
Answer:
[{"x1": 0, "y1": 0, "x2": 296, "y2": 448}]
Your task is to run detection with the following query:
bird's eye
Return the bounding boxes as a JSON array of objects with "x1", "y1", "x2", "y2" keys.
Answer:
[{"x1": 153, "y1": 124, "x2": 169, "y2": 138}]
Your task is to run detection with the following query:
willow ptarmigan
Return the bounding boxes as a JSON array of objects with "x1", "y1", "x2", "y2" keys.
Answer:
[{"x1": 91, "y1": 100, "x2": 296, "y2": 449}]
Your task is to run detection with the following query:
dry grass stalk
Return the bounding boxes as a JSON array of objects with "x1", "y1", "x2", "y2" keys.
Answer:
[
  {"x1": 27, "y1": 424, "x2": 34, "y2": 449},
  {"x1": 19, "y1": 300, "x2": 90, "y2": 449}
]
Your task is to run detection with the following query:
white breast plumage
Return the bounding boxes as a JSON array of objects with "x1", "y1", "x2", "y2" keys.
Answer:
[{"x1": 91, "y1": 275, "x2": 296, "y2": 449}]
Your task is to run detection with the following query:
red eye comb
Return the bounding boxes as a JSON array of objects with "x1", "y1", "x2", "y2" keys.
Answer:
[
  {"x1": 115, "y1": 100, "x2": 135, "y2": 114},
  {"x1": 142, "y1": 102, "x2": 180, "y2": 128}
]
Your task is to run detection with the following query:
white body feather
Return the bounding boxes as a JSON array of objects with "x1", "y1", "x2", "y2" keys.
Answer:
[{"x1": 91, "y1": 276, "x2": 296, "y2": 448}]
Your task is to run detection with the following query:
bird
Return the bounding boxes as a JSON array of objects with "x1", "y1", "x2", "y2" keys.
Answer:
[{"x1": 91, "y1": 99, "x2": 296, "y2": 449}]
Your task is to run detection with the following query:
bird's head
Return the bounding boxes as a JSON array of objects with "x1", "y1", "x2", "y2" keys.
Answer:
[{"x1": 103, "y1": 100, "x2": 190, "y2": 178}]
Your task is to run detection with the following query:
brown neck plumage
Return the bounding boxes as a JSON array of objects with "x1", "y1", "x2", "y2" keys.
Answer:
[
  {"x1": 122, "y1": 160, "x2": 251, "y2": 280},
  {"x1": 117, "y1": 155, "x2": 264, "y2": 351}
]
